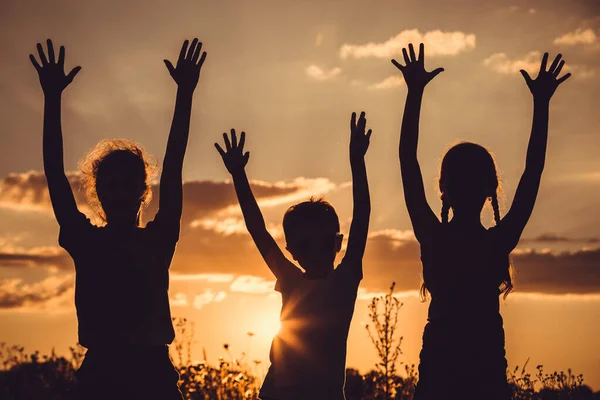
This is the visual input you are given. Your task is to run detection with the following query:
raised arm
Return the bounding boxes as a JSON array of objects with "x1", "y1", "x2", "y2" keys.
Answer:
[
  {"x1": 341, "y1": 111, "x2": 372, "y2": 271},
  {"x1": 30, "y1": 40, "x2": 82, "y2": 227},
  {"x1": 392, "y1": 43, "x2": 444, "y2": 242},
  {"x1": 156, "y1": 39, "x2": 207, "y2": 224},
  {"x1": 215, "y1": 130, "x2": 296, "y2": 280},
  {"x1": 498, "y1": 53, "x2": 571, "y2": 251}
]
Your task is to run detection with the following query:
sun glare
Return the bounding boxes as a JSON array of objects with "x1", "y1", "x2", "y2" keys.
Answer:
[{"x1": 253, "y1": 313, "x2": 282, "y2": 340}]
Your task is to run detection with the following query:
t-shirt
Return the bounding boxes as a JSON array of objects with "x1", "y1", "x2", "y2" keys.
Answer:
[
  {"x1": 259, "y1": 258, "x2": 362, "y2": 400},
  {"x1": 58, "y1": 211, "x2": 179, "y2": 349}
]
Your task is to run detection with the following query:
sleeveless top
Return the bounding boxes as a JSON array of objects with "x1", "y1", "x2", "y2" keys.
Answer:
[
  {"x1": 415, "y1": 224, "x2": 511, "y2": 400},
  {"x1": 420, "y1": 224, "x2": 508, "y2": 326}
]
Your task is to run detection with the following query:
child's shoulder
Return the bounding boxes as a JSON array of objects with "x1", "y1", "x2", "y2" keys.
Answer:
[{"x1": 332, "y1": 261, "x2": 362, "y2": 285}]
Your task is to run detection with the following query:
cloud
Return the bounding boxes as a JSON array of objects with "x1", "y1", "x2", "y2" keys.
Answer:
[
  {"x1": 339, "y1": 29, "x2": 476, "y2": 60},
  {"x1": 483, "y1": 51, "x2": 542, "y2": 75},
  {"x1": 2, "y1": 235, "x2": 599, "y2": 313},
  {"x1": 192, "y1": 289, "x2": 227, "y2": 310},
  {"x1": 0, "y1": 274, "x2": 73, "y2": 309},
  {"x1": 3, "y1": 171, "x2": 599, "y2": 297},
  {"x1": 305, "y1": 65, "x2": 342, "y2": 81},
  {"x1": 483, "y1": 52, "x2": 595, "y2": 79},
  {"x1": 504, "y1": 6, "x2": 536, "y2": 14},
  {"x1": 521, "y1": 234, "x2": 599, "y2": 244},
  {"x1": 0, "y1": 171, "x2": 85, "y2": 213},
  {"x1": 170, "y1": 273, "x2": 235, "y2": 283},
  {"x1": 511, "y1": 248, "x2": 600, "y2": 294},
  {"x1": 553, "y1": 29, "x2": 598, "y2": 46},
  {"x1": 230, "y1": 275, "x2": 276, "y2": 294},
  {"x1": 566, "y1": 65, "x2": 596, "y2": 79},
  {"x1": 553, "y1": 171, "x2": 600, "y2": 183},
  {"x1": 315, "y1": 32, "x2": 324, "y2": 47},
  {"x1": 357, "y1": 287, "x2": 419, "y2": 301},
  {"x1": 190, "y1": 217, "x2": 248, "y2": 235},
  {"x1": 367, "y1": 76, "x2": 404, "y2": 90},
  {"x1": 360, "y1": 229, "x2": 600, "y2": 295},
  {"x1": 0, "y1": 171, "x2": 338, "y2": 228},
  {"x1": 170, "y1": 292, "x2": 189, "y2": 307},
  {"x1": 0, "y1": 245, "x2": 71, "y2": 271},
  {"x1": 368, "y1": 229, "x2": 415, "y2": 242}
]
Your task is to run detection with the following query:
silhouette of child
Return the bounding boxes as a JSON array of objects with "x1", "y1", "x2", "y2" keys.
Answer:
[
  {"x1": 391, "y1": 43, "x2": 571, "y2": 400},
  {"x1": 30, "y1": 38, "x2": 207, "y2": 400},
  {"x1": 215, "y1": 112, "x2": 372, "y2": 400}
]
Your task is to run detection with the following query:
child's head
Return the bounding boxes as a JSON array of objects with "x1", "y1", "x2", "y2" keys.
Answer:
[
  {"x1": 283, "y1": 197, "x2": 342, "y2": 273},
  {"x1": 79, "y1": 139, "x2": 156, "y2": 225},
  {"x1": 439, "y1": 142, "x2": 501, "y2": 224},
  {"x1": 430, "y1": 142, "x2": 513, "y2": 299}
]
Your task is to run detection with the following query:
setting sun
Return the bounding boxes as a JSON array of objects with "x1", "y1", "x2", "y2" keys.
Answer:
[{"x1": 0, "y1": 0, "x2": 599, "y2": 399}]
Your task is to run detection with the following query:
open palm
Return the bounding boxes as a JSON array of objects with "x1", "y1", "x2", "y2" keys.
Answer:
[
  {"x1": 391, "y1": 43, "x2": 444, "y2": 91},
  {"x1": 520, "y1": 53, "x2": 571, "y2": 102},
  {"x1": 350, "y1": 111, "x2": 372, "y2": 159},
  {"x1": 164, "y1": 38, "x2": 207, "y2": 92},
  {"x1": 29, "y1": 39, "x2": 81, "y2": 96},
  {"x1": 215, "y1": 129, "x2": 250, "y2": 175}
]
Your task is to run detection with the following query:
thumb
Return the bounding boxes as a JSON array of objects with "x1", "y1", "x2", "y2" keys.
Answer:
[
  {"x1": 66, "y1": 66, "x2": 82, "y2": 83},
  {"x1": 391, "y1": 59, "x2": 404, "y2": 71},
  {"x1": 520, "y1": 70, "x2": 532, "y2": 85},
  {"x1": 164, "y1": 60, "x2": 176, "y2": 76},
  {"x1": 430, "y1": 67, "x2": 444, "y2": 79}
]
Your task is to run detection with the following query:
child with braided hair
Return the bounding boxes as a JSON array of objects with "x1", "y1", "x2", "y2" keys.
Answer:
[{"x1": 392, "y1": 43, "x2": 571, "y2": 400}]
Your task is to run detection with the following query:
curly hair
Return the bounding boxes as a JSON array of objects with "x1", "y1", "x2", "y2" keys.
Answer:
[{"x1": 78, "y1": 139, "x2": 157, "y2": 223}]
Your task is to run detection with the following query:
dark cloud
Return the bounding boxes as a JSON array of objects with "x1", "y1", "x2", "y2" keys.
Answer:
[
  {"x1": 521, "y1": 234, "x2": 600, "y2": 244},
  {"x1": 0, "y1": 247, "x2": 71, "y2": 271},
  {"x1": 0, "y1": 171, "x2": 310, "y2": 224},
  {"x1": 0, "y1": 171, "x2": 85, "y2": 209},
  {"x1": 171, "y1": 227, "x2": 600, "y2": 295},
  {"x1": 0, "y1": 274, "x2": 73, "y2": 309},
  {"x1": 1, "y1": 231, "x2": 599, "y2": 310},
  {"x1": 357, "y1": 232, "x2": 600, "y2": 295},
  {"x1": 511, "y1": 248, "x2": 600, "y2": 294},
  {"x1": 2, "y1": 172, "x2": 599, "y2": 296},
  {"x1": 149, "y1": 179, "x2": 302, "y2": 226}
]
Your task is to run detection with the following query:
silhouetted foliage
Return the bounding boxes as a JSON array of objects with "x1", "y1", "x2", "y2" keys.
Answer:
[
  {"x1": 0, "y1": 316, "x2": 597, "y2": 399},
  {"x1": 365, "y1": 282, "x2": 416, "y2": 399}
]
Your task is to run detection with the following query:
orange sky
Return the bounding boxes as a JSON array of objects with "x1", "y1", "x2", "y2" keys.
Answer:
[{"x1": 1, "y1": 0, "x2": 599, "y2": 391}]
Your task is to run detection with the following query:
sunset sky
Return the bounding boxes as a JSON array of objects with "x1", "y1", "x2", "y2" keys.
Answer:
[{"x1": 1, "y1": 0, "x2": 600, "y2": 390}]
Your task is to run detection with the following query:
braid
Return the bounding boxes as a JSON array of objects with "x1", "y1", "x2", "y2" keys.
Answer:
[
  {"x1": 491, "y1": 193, "x2": 501, "y2": 226},
  {"x1": 441, "y1": 197, "x2": 450, "y2": 224},
  {"x1": 491, "y1": 191, "x2": 513, "y2": 298}
]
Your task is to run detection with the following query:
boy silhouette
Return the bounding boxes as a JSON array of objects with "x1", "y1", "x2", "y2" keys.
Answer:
[{"x1": 215, "y1": 112, "x2": 372, "y2": 400}]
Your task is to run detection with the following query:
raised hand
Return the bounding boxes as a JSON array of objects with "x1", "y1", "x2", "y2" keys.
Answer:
[
  {"x1": 391, "y1": 43, "x2": 444, "y2": 91},
  {"x1": 215, "y1": 129, "x2": 250, "y2": 175},
  {"x1": 29, "y1": 40, "x2": 81, "y2": 96},
  {"x1": 164, "y1": 38, "x2": 207, "y2": 92},
  {"x1": 520, "y1": 53, "x2": 571, "y2": 102},
  {"x1": 350, "y1": 111, "x2": 372, "y2": 159}
]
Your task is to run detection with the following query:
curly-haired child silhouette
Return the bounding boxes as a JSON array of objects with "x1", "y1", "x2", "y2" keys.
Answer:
[
  {"x1": 215, "y1": 112, "x2": 372, "y2": 400},
  {"x1": 392, "y1": 43, "x2": 571, "y2": 400},
  {"x1": 29, "y1": 38, "x2": 207, "y2": 400}
]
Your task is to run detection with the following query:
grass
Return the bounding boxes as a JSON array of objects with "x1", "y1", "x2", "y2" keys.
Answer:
[{"x1": 0, "y1": 288, "x2": 598, "y2": 399}]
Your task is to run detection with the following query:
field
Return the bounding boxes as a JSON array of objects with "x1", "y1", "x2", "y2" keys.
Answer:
[{"x1": 1, "y1": 286, "x2": 598, "y2": 400}]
